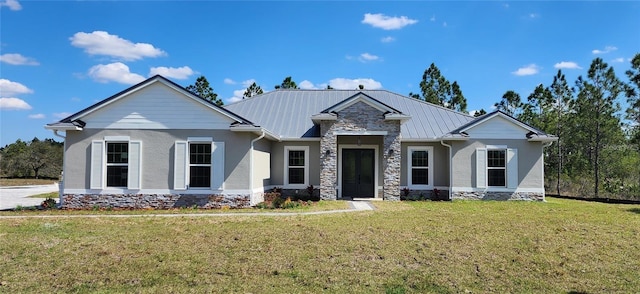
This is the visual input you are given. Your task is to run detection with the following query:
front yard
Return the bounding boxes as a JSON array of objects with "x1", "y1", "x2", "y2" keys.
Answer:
[{"x1": 1, "y1": 198, "x2": 638, "y2": 293}]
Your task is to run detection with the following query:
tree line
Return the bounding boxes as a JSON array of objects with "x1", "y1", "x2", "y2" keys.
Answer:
[{"x1": 0, "y1": 137, "x2": 63, "y2": 179}]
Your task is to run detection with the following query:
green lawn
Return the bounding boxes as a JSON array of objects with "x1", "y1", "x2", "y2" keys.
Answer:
[{"x1": 1, "y1": 198, "x2": 638, "y2": 293}]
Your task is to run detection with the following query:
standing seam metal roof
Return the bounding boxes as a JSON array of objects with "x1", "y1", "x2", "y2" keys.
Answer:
[{"x1": 224, "y1": 89, "x2": 476, "y2": 140}]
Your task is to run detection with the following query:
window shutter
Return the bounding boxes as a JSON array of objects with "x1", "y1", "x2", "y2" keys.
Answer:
[
  {"x1": 507, "y1": 148, "x2": 518, "y2": 189},
  {"x1": 174, "y1": 141, "x2": 188, "y2": 190},
  {"x1": 128, "y1": 141, "x2": 142, "y2": 190},
  {"x1": 211, "y1": 142, "x2": 225, "y2": 190},
  {"x1": 90, "y1": 140, "x2": 105, "y2": 189},
  {"x1": 476, "y1": 148, "x2": 487, "y2": 188}
]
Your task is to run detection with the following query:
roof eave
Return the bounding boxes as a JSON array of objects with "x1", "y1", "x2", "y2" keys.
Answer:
[
  {"x1": 384, "y1": 113, "x2": 411, "y2": 122},
  {"x1": 229, "y1": 125, "x2": 281, "y2": 141},
  {"x1": 44, "y1": 124, "x2": 83, "y2": 131},
  {"x1": 527, "y1": 136, "x2": 559, "y2": 142}
]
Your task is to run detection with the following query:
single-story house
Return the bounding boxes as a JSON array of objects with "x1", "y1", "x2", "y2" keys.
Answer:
[{"x1": 46, "y1": 75, "x2": 557, "y2": 209}]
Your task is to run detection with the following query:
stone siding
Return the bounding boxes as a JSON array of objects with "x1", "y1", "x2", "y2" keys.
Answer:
[
  {"x1": 61, "y1": 193, "x2": 251, "y2": 209},
  {"x1": 319, "y1": 101, "x2": 402, "y2": 200},
  {"x1": 452, "y1": 191, "x2": 545, "y2": 201}
]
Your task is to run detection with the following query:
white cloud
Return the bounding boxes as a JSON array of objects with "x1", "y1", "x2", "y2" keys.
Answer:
[
  {"x1": 442, "y1": 22, "x2": 448, "y2": 27},
  {"x1": 0, "y1": 79, "x2": 33, "y2": 96},
  {"x1": 511, "y1": 64, "x2": 540, "y2": 76},
  {"x1": 241, "y1": 79, "x2": 256, "y2": 87},
  {"x1": 362, "y1": 13, "x2": 418, "y2": 30},
  {"x1": 148, "y1": 66, "x2": 194, "y2": 79},
  {"x1": 554, "y1": 61, "x2": 582, "y2": 69},
  {"x1": 0, "y1": 97, "x2": 31, "y2": 110},
  {"x1": 299, "y1": 80, "x2": 317, "y2": 89},
  {"x1": 53, "y1": 112, "x2": 72, "y2": 119},
  {"x1": 328, "y1": 78, "x2": 383, "y2": 90},
  {"x1": 529, "y1": 13, "x2": 539, "y2": 18},
  {"x1": 0, "y1": 0, "x2": 21, "y2": 11},
  {"x1": 592, "y1": 46, "x2": 617, "y2": 55},
  {"x1": 227, "y1": 89, "x2": 245, "y2": 104},
  {"x1": 88, "y1": 62, "x2": 145, "y2": 84},
  {"x1": 28, "y1": 113, "x2": 45, "y2": 119},
  {"x1": 224, "y1": 78, "x2": 236, "y2": 85},
  {"x1": 70, "y1": 31, "x2": 167, "y2": 61},
  {"x1": 0, "y1": 53, "x2": 39, "y2": 65},
  {"x1": 381, "y1": 36, "x2": 395, "y2": 43},
  {"x1": 359, "y1": 53, "x2": 380, "y2": 62},
  {"x1": 611, "y1": 57, "x2": 625, "y2": 63},
  {"x1": 430, "y1": 15, "x2": 436, "y2": 22}
]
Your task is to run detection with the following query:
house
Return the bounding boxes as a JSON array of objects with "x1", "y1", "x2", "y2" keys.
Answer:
[{"x1": 45, "y1": 75, "x2": 557, "y2": 209}]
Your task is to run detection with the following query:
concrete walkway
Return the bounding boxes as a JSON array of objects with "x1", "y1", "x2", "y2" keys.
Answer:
[{"x1": 0, "y1": 183, "x2": 59, "y2": 210}]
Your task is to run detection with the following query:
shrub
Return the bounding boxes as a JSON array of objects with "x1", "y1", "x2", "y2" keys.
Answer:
[{"x1": 41, "y1": 198, "x2": 57, "y2": 210}]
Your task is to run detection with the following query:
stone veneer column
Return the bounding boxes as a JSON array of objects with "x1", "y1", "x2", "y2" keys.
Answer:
[
  {"x1": 383, "y1": 122, "x2": 401, "y2": 201},
  {"x1": 319, "y1": 121, "x2": 337, "y2": 200}
]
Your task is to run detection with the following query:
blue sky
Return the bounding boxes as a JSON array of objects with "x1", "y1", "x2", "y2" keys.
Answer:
[{"x1": 1, "y1": 1, "x2": 639, "y2": 146}]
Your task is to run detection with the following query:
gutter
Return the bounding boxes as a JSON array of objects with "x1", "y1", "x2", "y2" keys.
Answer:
[
  {"x1": 440, "y1": 140, "x2": 453, "y2": 200},
  {"x1": 250, "y1": 130, "x2": 266, "y2": 204},
  {"x1": 49, "y1": 130, "x2": 67, "y2": 207}
]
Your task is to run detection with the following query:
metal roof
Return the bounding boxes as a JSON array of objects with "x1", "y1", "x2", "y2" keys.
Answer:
[{"x1": 224, "y1": 89, "x2": 476, "y2": 140}]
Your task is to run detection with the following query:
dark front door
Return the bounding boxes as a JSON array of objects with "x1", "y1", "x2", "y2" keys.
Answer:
[{"x1": 342, "y1": 149, "x2": 375, "y2": 198}]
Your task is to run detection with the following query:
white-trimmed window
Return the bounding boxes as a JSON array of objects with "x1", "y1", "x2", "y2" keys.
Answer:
[
  {"x1": 106, "y1": 142, "x2": 128, "y2": 187},
  {"x1": 487, "y1": 149, "x2": 506, "y2": 187},
  {"x1": 407, "y1": 146, "x2": 433, "y2": 188},
  {"x1": 189, "y1": 143, "x2": 212, "y2": 188},
  {"x1": 284, "y1": 146, "x2": 309, "y2": 188},
  {"x1": 90, "y1": 137, "x2": 141, "y2": 190},
  {"x1": 174, "y1": 138, "x2": 225, "y2": 190},
  {"x1": 476, "y1": 146, "x2": 518, "y2": 189}
]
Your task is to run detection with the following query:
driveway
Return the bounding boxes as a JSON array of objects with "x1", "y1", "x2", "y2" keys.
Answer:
[{"x1": 0, "y1": 183, "x2": 59, "y2": 210}]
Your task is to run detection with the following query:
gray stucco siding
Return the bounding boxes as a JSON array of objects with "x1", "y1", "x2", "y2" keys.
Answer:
[
  {"x1": 63, "y1": 129, "x2": 253, "y2": 190},
  {"x1": 450, "y1": 139, "x2": 544, "y2": 189},
  {"x1": 252, "y1": 138, "x2": 272, "y2": 189},
  {"x1": 400, "y1": 143, "x2": 450, "y2": 188},
  {"x1": 270, "y1": 141, "x2": 321, "y2": 187}
]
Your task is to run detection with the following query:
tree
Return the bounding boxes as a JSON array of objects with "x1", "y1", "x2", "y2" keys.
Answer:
[
  {"x1": 0, "y1": 138, "x2": 63, "y2": 179},
  {"x1": 473, "y1": 109, "x2": 487, "y2": 117},
  {"x1": 274, "y1": 76, "x2": 298, "y2": 89},
  {"x1": 419, "y1": 63, "x2": 451, "y2": 105},
  {"x1": 186, "y1": 76, "x2": 223, "y2": 106},
  {"x1": 624, "y1": 53, "x2": 640, "y2": 186},
  {"x1": 573, "y1": 58, "x2": 624, "y2": 197},
  {"x1": 449, "y1": 81, "x2": 467, "y2": 112},
  {"x1": 358, "y1": 84, "x2": 364, "y2": 90},
  {"x1": 547, "y1": 70, "x2": 574, "y2": 195},
  {"x1": 494, "y1": 90, "x2": 523, "y2": 116},
  {"x1": 417, "y1": 63, "x2": 468, "y2": 112},
  {"x1": 243, "y1": 82, "x2": 264, "y2": 99}
]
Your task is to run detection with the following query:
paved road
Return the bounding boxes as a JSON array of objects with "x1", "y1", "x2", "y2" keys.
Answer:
[{"x1": 0, "y1": 183, "x2": 59, "y2": 210}]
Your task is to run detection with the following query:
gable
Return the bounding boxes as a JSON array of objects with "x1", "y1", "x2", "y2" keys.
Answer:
[
  {"x1": 82, "y1": 82, "x2": 235, "y2": 129},
  {"x1": 465, "y1": 115, "x2": 530, "y2": 139}
]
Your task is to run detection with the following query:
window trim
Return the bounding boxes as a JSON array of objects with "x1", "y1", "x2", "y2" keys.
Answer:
[
  {"x1": 487, "y1": 148, "x2": 507, "y2": 187},
  {"x1": 284, "y1": 146, "x2": 309, "y2": 188},
  {"x1": 105, "y1": 141, "x2": 129, "y2": 188},
  {"x1": 188, "y1": 140, "x2": 212, "y2": 190},
  {"x1": 407, "y1": 146, "x2": 434, "y2": 189}
]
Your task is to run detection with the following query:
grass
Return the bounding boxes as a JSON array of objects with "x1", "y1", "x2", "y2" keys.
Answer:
[
  {"x1": 1, "y1": 198, "x2": 639, "y2": 293},
  {"x1": 0, "y1": 178, "x2": 56, "y2": 187},
  {"x1": 27, "y1": 192, "x2": 58, "y2": 199}
]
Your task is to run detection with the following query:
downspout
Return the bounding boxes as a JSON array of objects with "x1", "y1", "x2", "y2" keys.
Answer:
[
  {"x1": 51, "y1": 130, "x2": 66, "y2": 207},
  {"x1": 440, "y1": 140, "x2": 453, "y2": 200},
  {"x1": 250, "y1": 130, "x2": 266, "y2": 205}
]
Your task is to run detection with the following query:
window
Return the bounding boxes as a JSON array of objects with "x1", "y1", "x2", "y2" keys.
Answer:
[
  {"x1": 407, "y1": 146, "x2": 433, "y2": 187},
  {"x1": 476, "y1": 147, "x2": 517, "y2": 189},
  {"x1": 174, "y1": 139, "x2": 224, "y2": 191},
  {"x1": 91, "y1": 138, "x2": 141, "y2": 190},
  {"x1": 487, "y1": 150, "x2": 506, "y2": 187},
  {"x1": 106, "y1": 142, "x2": 128, "y2": 187},
  {"x1": 189, "y1": 143, "x2": 211, "y2": 188},
  {"x1": 284, "y1": 146, "x2": 309, "y2": 187}
]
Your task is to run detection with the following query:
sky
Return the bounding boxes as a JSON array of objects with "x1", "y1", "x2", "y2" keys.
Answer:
[{"x1": 1, "y1": 1, "x2": 639, "y2": 147}]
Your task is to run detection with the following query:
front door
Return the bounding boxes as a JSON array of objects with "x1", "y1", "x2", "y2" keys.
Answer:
[{"x1": 342, "y1": 149, "x2": 375, "y2": 198}]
